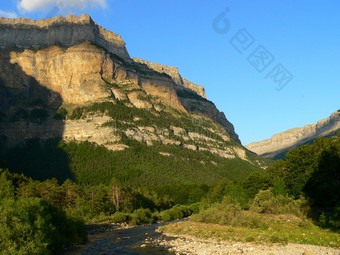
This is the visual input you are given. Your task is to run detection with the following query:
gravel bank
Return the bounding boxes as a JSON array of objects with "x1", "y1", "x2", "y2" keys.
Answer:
[{"x1": 151, "y1": 232, "x2": 340, "y2": 255}]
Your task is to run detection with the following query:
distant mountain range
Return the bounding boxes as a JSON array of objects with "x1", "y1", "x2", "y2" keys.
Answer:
[{"x1": 246, "y1": 111, "x2": 340, "y2": 159}]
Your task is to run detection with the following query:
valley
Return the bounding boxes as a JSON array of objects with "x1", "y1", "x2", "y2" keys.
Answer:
[{"x1": 0, "y1": 13, "x2": 339, "y2": 255}]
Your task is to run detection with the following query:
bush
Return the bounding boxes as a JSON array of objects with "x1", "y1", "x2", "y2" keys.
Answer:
[
  {"x1": 230, "y1": 212, "x2": 269, "y2": 229},
  {"x1": 192, "y1": 196, "x2": 271, "y2": 229},
  {"x1": 111, "y1": 212, "x2": 129, "y2": 223},
  {"x1": 54, "y1": 107, "x2": 68, "y2": 120},
  {"x1": 159, "y1": 204, "x2": 196, "y2": 222},
  {"x1": 242, "y1": 172, "x2": 272, "y2": 198},
  {"x1": 0, "y1": 197, "x2": 87, "y2": 255},
  {"x1": 159, "y1": 210, "x2": 172, "y2": 222},
  {"x1": 0, "y1": 170, "x2": 15, "y2": 199},
  {"x1": 131, "y1": 208, "x2": 154, "y2": 225},
  {"x1": 191, "y1": 198, "x2": 242, "y2": 225},
  {"x1": 250, "y1": 189, "x2": 307, "y2": 216}
]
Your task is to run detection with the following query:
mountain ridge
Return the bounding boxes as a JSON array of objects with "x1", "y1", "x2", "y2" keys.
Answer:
[
  {"x1": 246, "y1": 111, "x2": 340, "y2": 159},
  {"x1": 0, "y1": 14, "x2": 129, "y2": 60}
]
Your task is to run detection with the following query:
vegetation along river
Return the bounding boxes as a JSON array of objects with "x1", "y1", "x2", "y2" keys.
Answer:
[{"x1": 65, "y1": 220, "x2": 185, "y2": 255}]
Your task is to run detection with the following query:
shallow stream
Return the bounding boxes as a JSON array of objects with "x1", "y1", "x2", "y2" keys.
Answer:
[{"x1": 65, "y1": 220, "x2": 184, "y2": 255}]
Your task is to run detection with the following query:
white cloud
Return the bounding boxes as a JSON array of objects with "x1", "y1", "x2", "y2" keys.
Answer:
[
  {"x1": 0, "y1": 10, "x2": 18, "y2": 18},
  {"x1": 18, "y1": 0, "x2": 107, "y2": 13}
]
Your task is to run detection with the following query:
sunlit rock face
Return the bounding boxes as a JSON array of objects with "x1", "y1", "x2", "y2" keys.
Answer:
[
  {"x1": 0, "y1": 14, "x2": 241, "y2": 148},
  {"x1": 0, "y1": 14, "x2": 129, "y2": 60},
  {"x1": 246, "y1": 112, "x2": 340, "y2": 159}
]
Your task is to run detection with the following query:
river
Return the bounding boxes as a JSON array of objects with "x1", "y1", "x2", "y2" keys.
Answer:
[{"x1": 65, "y1": 220, "x2": 185, "y2": 255}]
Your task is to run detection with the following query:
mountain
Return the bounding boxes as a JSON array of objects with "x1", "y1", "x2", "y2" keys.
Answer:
[
  {"x1": 0, "y1": 14, "x2": 268, "y2": 186},
  {"x1": 246, "y1": 111, "x2": 340, "y2": 159}
]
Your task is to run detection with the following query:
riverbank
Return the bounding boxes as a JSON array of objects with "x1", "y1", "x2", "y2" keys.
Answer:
[
  {"x1": 154, "y1": 221, "x2": 340, "y2": 255},
  {"x1": 85, "y1": 222, "x2": 132, "y2": 235},
  {"x1": 65, "y1": 220, "x2": 186, "y2": 254},
  {"x1": 151, "y1": 232, "x2": 340, "y2": 255},
  {"x1": 65, "y1": 219, "x2": 340, "y2": 254}
]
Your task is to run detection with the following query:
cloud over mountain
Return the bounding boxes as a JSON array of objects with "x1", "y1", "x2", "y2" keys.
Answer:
[
  {"x1": 0, "y1": 10, "x2": 18, "y2": 18},
  {"x1": 18, "y1": 0, "x2": 107, "y2": 13}
]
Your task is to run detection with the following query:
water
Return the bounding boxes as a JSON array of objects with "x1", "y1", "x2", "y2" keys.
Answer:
[{"x1": 66, "y1": 220, "x2": 184, "y2": 255}]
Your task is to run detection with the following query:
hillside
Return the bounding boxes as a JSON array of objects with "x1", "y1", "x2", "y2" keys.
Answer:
[
  {"x1": 246, "y1": 111, "x2": 340, "y2": 159},
  {"x1": 0, "y1": 14, "x2": 268, "y2": 186}
]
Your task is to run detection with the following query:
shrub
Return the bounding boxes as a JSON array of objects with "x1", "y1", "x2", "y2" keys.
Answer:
[
  {"x1": 191, "y1": 199, "x2": 242, "y2": 225},
  {"x1": 111, "y1": 212, "x2": 129, "y2": 223},
  {"x1": 0, "y1": 197, "x2": 86, "y2": 255},
  {"x1": 231, "y1": 212, "x2": 269, "y2": 229},
  {"x1": 269, "y1": 234, "x2": 288, "y2": 244},
  {"x1": 188, "y1": 203, "x2": 200, "y2": 214},
  {"x1": 54, "y1": 107, "x2": 68, "y2": 120},
  {"x1": 250, "y1": 189, "x2": 307, "y2": 216},
  {"x1": 0, "y1": 170, "x2": 15, "y2": 199},
  {"x1": 159, "y1": 210, "x2": 172, "y2": 222},
  {"x1": 192, "y1": 196, "x2": 271, "y2": 229},
  {"x1": 159, "y1": 204, "x2": 196, "y2": 222},
  {"x1": 131, "y1": 208, "x2": 154, "y2": 225},
  {"x1": 69, "y1": 107, "x2": 84, "y2": 120},
  {"x1": 242, "y1": 171, "x2": 272, "y2": 198}
]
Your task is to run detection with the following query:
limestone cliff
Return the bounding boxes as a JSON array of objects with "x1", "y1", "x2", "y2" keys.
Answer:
[
  {"x1": 0, "y1": 14, "x2": 242, "y2": 152},
  {"x1": 246, "y1": 111, "x2": 340, "y2": 159},
  {"x1": 131, "y1": 57, "x2": 240, "y2": 143},
  {"x1": 0, "y1": 43, "x2": 109, "y2": 105},
  {"x1": 176, "y1": 91, "x2": 241, "y2": 143},
  {"x1": 0, "y1": 14, "x2": 129, "y2": 60},
  {"x1": 131, "y1": 58, "x2": 206, "y2": 98}
]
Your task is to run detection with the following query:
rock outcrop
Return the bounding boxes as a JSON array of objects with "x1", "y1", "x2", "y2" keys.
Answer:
[
  {"x1": 132, "y1": 58, "x2": 206, "y2": 98},
  {"x1": 131, "y1": 57, "x2": 240, "y2": 143},
  {"x1": 246, "y1": 111, "x2": 340, "y2": 159},
  {"x1": 177, "y1": 89, "x2": 240, "y2": 144},
  {"x1": 0, "y1": 14, "x2": 129, "y2": 60},
  {"x1": 0, "y1": 42, "x2": 110, "y2": 105}
]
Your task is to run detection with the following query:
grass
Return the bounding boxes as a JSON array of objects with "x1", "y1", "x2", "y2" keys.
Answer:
[{"x1": 158, "y1": 213, "x2": 340, "y2": 247}]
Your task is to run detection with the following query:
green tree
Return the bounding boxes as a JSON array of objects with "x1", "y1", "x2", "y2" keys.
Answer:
[
  {"x1": 61, "y1": 179, "x2": 82, "y2": 208},
  {"x1": 242, "y1": 171, "x2": 272, "y2": 198},
  {"x1": 0, "y1": 169, "x2": 15, "y2": 199},
  {"x1": 17, "y1": 178, "x2": 64, "y2": 208},
  {"x1": 0, "y1": 197, "x2": 86, "y2": 255},
  {"x1": 305, "y1": 142, "x2": 340, "y2": 207}
]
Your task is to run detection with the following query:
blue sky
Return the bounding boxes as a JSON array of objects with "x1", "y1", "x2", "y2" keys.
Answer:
[{"x1": 1, "y1": 0, "x2": 339, "y2": 145}]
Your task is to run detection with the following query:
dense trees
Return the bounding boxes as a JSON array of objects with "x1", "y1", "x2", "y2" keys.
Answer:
[
  {"x1": 0, "y1": 170, "x2": 87, "y2": 255},
  {"x1": 0, "y1": 198, "x2": 86, "y2": 255},
  {"x1": 193, "y1": 134, "x2": 340, "y2": 230},
  {"x1": 267, "y1": 136, "x2": 340, "y2": 208},
  {"x1": 0, "y1": 139, "x2": 263, "y2": 187}
]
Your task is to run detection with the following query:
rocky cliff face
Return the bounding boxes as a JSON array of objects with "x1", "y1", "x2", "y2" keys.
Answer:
[
  {"x1": 0, "y1": 14, "x2": 242, "y2": 155},
  {"x1": 131, "y1": 58, "x2": 206, "y2": 98},
  {"x1": 246, "y1": 111, "x2": 340, "y2": 159},
  {"x1": 0, "y1": 14, "x2": 129, "y2": 60},
  {"x1": 131, "y1": 57, "x2": 240, "y2": 143},
  {"x1": 0, "y1": 43, "x2": 109, "y2": 105}
]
